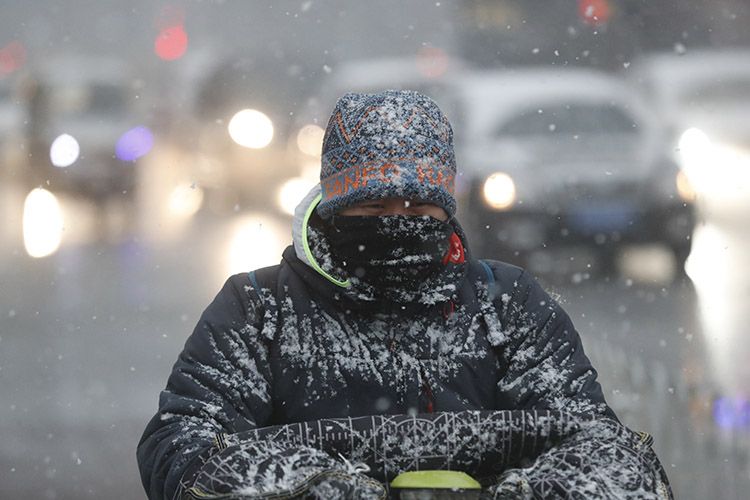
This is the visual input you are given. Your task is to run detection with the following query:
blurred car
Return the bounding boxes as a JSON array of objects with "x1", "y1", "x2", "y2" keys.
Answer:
[
  {"x1": 184, "y1": 53, "x2": 325, "y2": 215},
  {"x1": 0, "y1": 77, "x2": 25, "y2": 174},
  {"x1": 23, "y1": 56, "x2": 142, "y2": 204},
  {"x1": 447, "y1": 68, "x2": 695, "y2": 276},
  {"x1": 629, "y1": 49, "x2": 750, "y2": 216}
]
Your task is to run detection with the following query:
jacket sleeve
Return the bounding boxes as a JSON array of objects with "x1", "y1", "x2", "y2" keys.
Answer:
[
  {"x1": 491, "y1": 266, "x2": 613, "y2": 418},
  {"x1": 488, "y1": 265, "x2": 672, "y2": 498},
  {"x1": 136, "y1": 274, "x2": 275, "y2": 500}
]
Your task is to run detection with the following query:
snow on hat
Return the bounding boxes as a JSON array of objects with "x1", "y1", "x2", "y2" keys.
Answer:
[{"x1": 316, "y1": 90, "x2": 457, "y2": 218}]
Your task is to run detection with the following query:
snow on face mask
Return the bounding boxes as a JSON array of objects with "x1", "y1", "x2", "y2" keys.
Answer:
[{"x1": 326, "y1": 215, "x2": 453, "y2": 292}]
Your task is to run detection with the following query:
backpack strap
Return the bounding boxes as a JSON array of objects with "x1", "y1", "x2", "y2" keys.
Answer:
[
  {"x1": 478, "y1": 259, "x2": 495, "y2": 286},
  {"x1": 248, "y1": 265, "x2": 281, "y2": 305}
]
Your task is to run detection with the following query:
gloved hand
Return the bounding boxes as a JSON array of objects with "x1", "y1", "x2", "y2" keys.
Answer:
[
  {"x1": 303, "y1": 470, "x2": 386, "y2": 500},
  {"x1": 183, "y1": 440, "x2": 385, "y2": 499}
]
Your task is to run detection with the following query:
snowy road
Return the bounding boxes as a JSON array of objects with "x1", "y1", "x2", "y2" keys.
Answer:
[{"x1": 1, "y1": 209, "x2": 749, "y2": 499}]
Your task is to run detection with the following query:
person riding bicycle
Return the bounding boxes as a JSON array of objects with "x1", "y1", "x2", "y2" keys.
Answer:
[{"x1": 137, "y1": 90, "x2": 672, "y2": 499}]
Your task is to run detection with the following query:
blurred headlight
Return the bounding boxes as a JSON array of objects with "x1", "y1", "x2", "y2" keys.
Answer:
[
  {"x1": 678, "y1": 128, "x2": 712, "y2": 160},
  {"x1": 168, "y1": 183, "x2": 204, "y2": 218},
  {"x1": 483, "y1": 172, "x2": 516, "y2": 210},
  {"x1": 676, "y1": 170, "x2": 696, "y2": 203},
  {"x1": 296, "y1": 124, "x2": 325, "y2": 157},
  {"x1": 23, "y1": 188, "x2": 64, "y2": 258},
  {"x1": 228, "y1": 109, "x2": 274, "y2": 149},
  {"x1": 225, "y1": 214, "x2": 286, "y2": 277},
  {"x1": 678, "y1": 127, "x2": 750, "y2": 202},
  {"x1": 50, "y1": 133, "x2": 80, "y2": 167}
]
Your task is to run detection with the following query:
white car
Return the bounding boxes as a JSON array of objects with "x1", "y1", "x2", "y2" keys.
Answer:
[
  {"x1": 24, "y1": 56, "x2": 141, "y2": 201},
  {"x1": 630, "y1": 49, "x2": 750, "y2": 216},
  {"x1": 446, "y1": 68, "x2": 695, "y2": 275}
]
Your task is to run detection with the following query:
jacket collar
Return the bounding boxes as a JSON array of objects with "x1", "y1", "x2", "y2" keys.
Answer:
[{"x1": 288, "y1": 184, "x2": 473, "y2": 312}]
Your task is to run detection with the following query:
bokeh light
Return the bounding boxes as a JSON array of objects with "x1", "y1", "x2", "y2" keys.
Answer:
[
  {"x1": 713, "y1": 397, "x2": 750, "y2": 430},
  {"x1": 277, "y1": 177, "x2": 317, "y2": 215},
  {"x1": 168, "y1": 183, "x2": 204, "y2": 218},
  {"x1": 115, "y1": 126, "x2": 154, "y2": 162},
  {"x1": 155, "y1": 25, "x2": 188, "y2": 61},
  {"x1": 23, "y1": 188, "x2": 64, "y2": 258},
  {"x1": 50, "y1": 134, "x2": 80, "y2": 167},
  {"x1": 228, "y1": 109, "x2": 274, "y2": 149},
  {"x1": 416, "y1": 46, "x2": 450, "y2": 79},
  {"x1": 0, "y1": 40, "x2": 26, "y2": 76},
  {"x1": 483, "y1": 172, "x2": 516, "y2": 210},
  {"x1": 578, "y1": 0, "x2": 612, "y2": 25},
  {"x1": 296, "y1": 124, "x2": 325, "y2": 157},
  {"x1": 225, "y1": 214, "x2": 286, "y2": 277}
]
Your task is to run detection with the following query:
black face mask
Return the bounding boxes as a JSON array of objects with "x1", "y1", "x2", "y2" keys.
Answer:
[{"x1": 325, "y1": 215, "x2": 454, "y2": 293}]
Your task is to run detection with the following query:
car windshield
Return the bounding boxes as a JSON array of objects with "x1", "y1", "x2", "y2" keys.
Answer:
[{"x1": 496, "y1": 103, "x2": 638, "y2": 137}]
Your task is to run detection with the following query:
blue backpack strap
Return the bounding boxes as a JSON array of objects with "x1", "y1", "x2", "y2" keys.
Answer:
[
  {"x1": 248, "y1": 270, "x2": 261, "y2": 292},
  {"x1": 479, "y1": 259, "x2": 495, "y2": 286},
  {"x1": 247, "y1": 265, "x2": 281, "y2": 306}
]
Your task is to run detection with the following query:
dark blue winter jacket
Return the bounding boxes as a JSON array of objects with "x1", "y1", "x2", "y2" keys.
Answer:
[{"x1": 137, "y1": 187, "x2": 671, "y2": 499}]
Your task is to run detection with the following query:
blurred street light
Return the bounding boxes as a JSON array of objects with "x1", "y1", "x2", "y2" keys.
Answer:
[
  {"x1": 168, "y1": 183, "x2": 204, "y2": 218},
  {"x1": 0, "y1": 40, "x2": 25, "y2": 76},
  {"x1": 228, "y1": 109, "x2": 274, "y2": 149},
  {"x1": 577, "y1": 0, "x2": 612, "y2": 26},
  {"x1": 225, "y1": 214, "x2": 286, "y2": 277},
  {"x1": 154, "y1": 25, "x2": 188, "y2": 61},
  {"x1": 50, "y1": 133, "x2": 80, "y2": 167},
  {"x1": 115, "y1": 126, "x2": 154, "y2": 162},
  {"x1": 296, "y1": 124, "x2": 325, "y2": 157},
  {"x1": 482, "y1": 172, "x2": 516, "y2": 210},
  {"x1": 23, "y1": 188, "x2": 64, "y2": 258}
]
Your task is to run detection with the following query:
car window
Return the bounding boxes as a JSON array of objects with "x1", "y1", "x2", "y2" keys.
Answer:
[{"x1": 496, "y1": 103, "x2": 638, "y2": 137}]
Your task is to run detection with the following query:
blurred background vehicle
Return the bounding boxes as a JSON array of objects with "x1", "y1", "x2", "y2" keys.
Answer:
[
  {"x1": 449, "y1": 68, "x2": 695, "y2": 279},
  {"x1": 175, "y1": 53, "x2": 325, "y2": 216},
  {"x1": 20, "y1": 56, "x2": 146, "y2": 240},
  {"x1": 630, "y1": 49, "x2": 750, "y2": 219}
]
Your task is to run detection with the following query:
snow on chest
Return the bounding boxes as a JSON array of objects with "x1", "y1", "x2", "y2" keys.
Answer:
[{"x1": 276, "y1": 297, "x2": 489, "y2": 384}]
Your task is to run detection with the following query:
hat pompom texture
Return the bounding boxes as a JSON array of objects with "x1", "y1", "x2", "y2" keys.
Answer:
[{"x1": 317, "y1": 90, "x2": 457, "y2": 218}]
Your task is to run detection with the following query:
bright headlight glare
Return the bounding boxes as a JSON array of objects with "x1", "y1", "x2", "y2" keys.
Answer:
[
  {"x1": 296, "y1": 124, "x2": 325, "y2": 157},
  {"x1": 676, "y1": 170, "x2": 696, "y2": 203},
  {"x1": 483, "y1": 172, "x2": 516, "y2": 210},
  {"x1": 678, "y1": 128, "x2": 712, "y2": 174},
  {"x1": 277, "y1": 177, "x2": 317, "y2": 215},
  {"x1": 50, "y1": 134, "x2": 80, "y2": 167},
  {"x1": 228, "y1": 109, "x2": 274, "y2": 149},
  {"x1": 23, "y1": 188, "x2": 64, "y2": 258},
  {"x1": 678, "y1": 127, "x2": 711, "y2": 154}
]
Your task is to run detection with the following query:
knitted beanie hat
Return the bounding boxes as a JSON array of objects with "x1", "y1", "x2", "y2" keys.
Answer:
[{"x1": 316, "y1": 90, "x2": 457, "y2": 218}]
